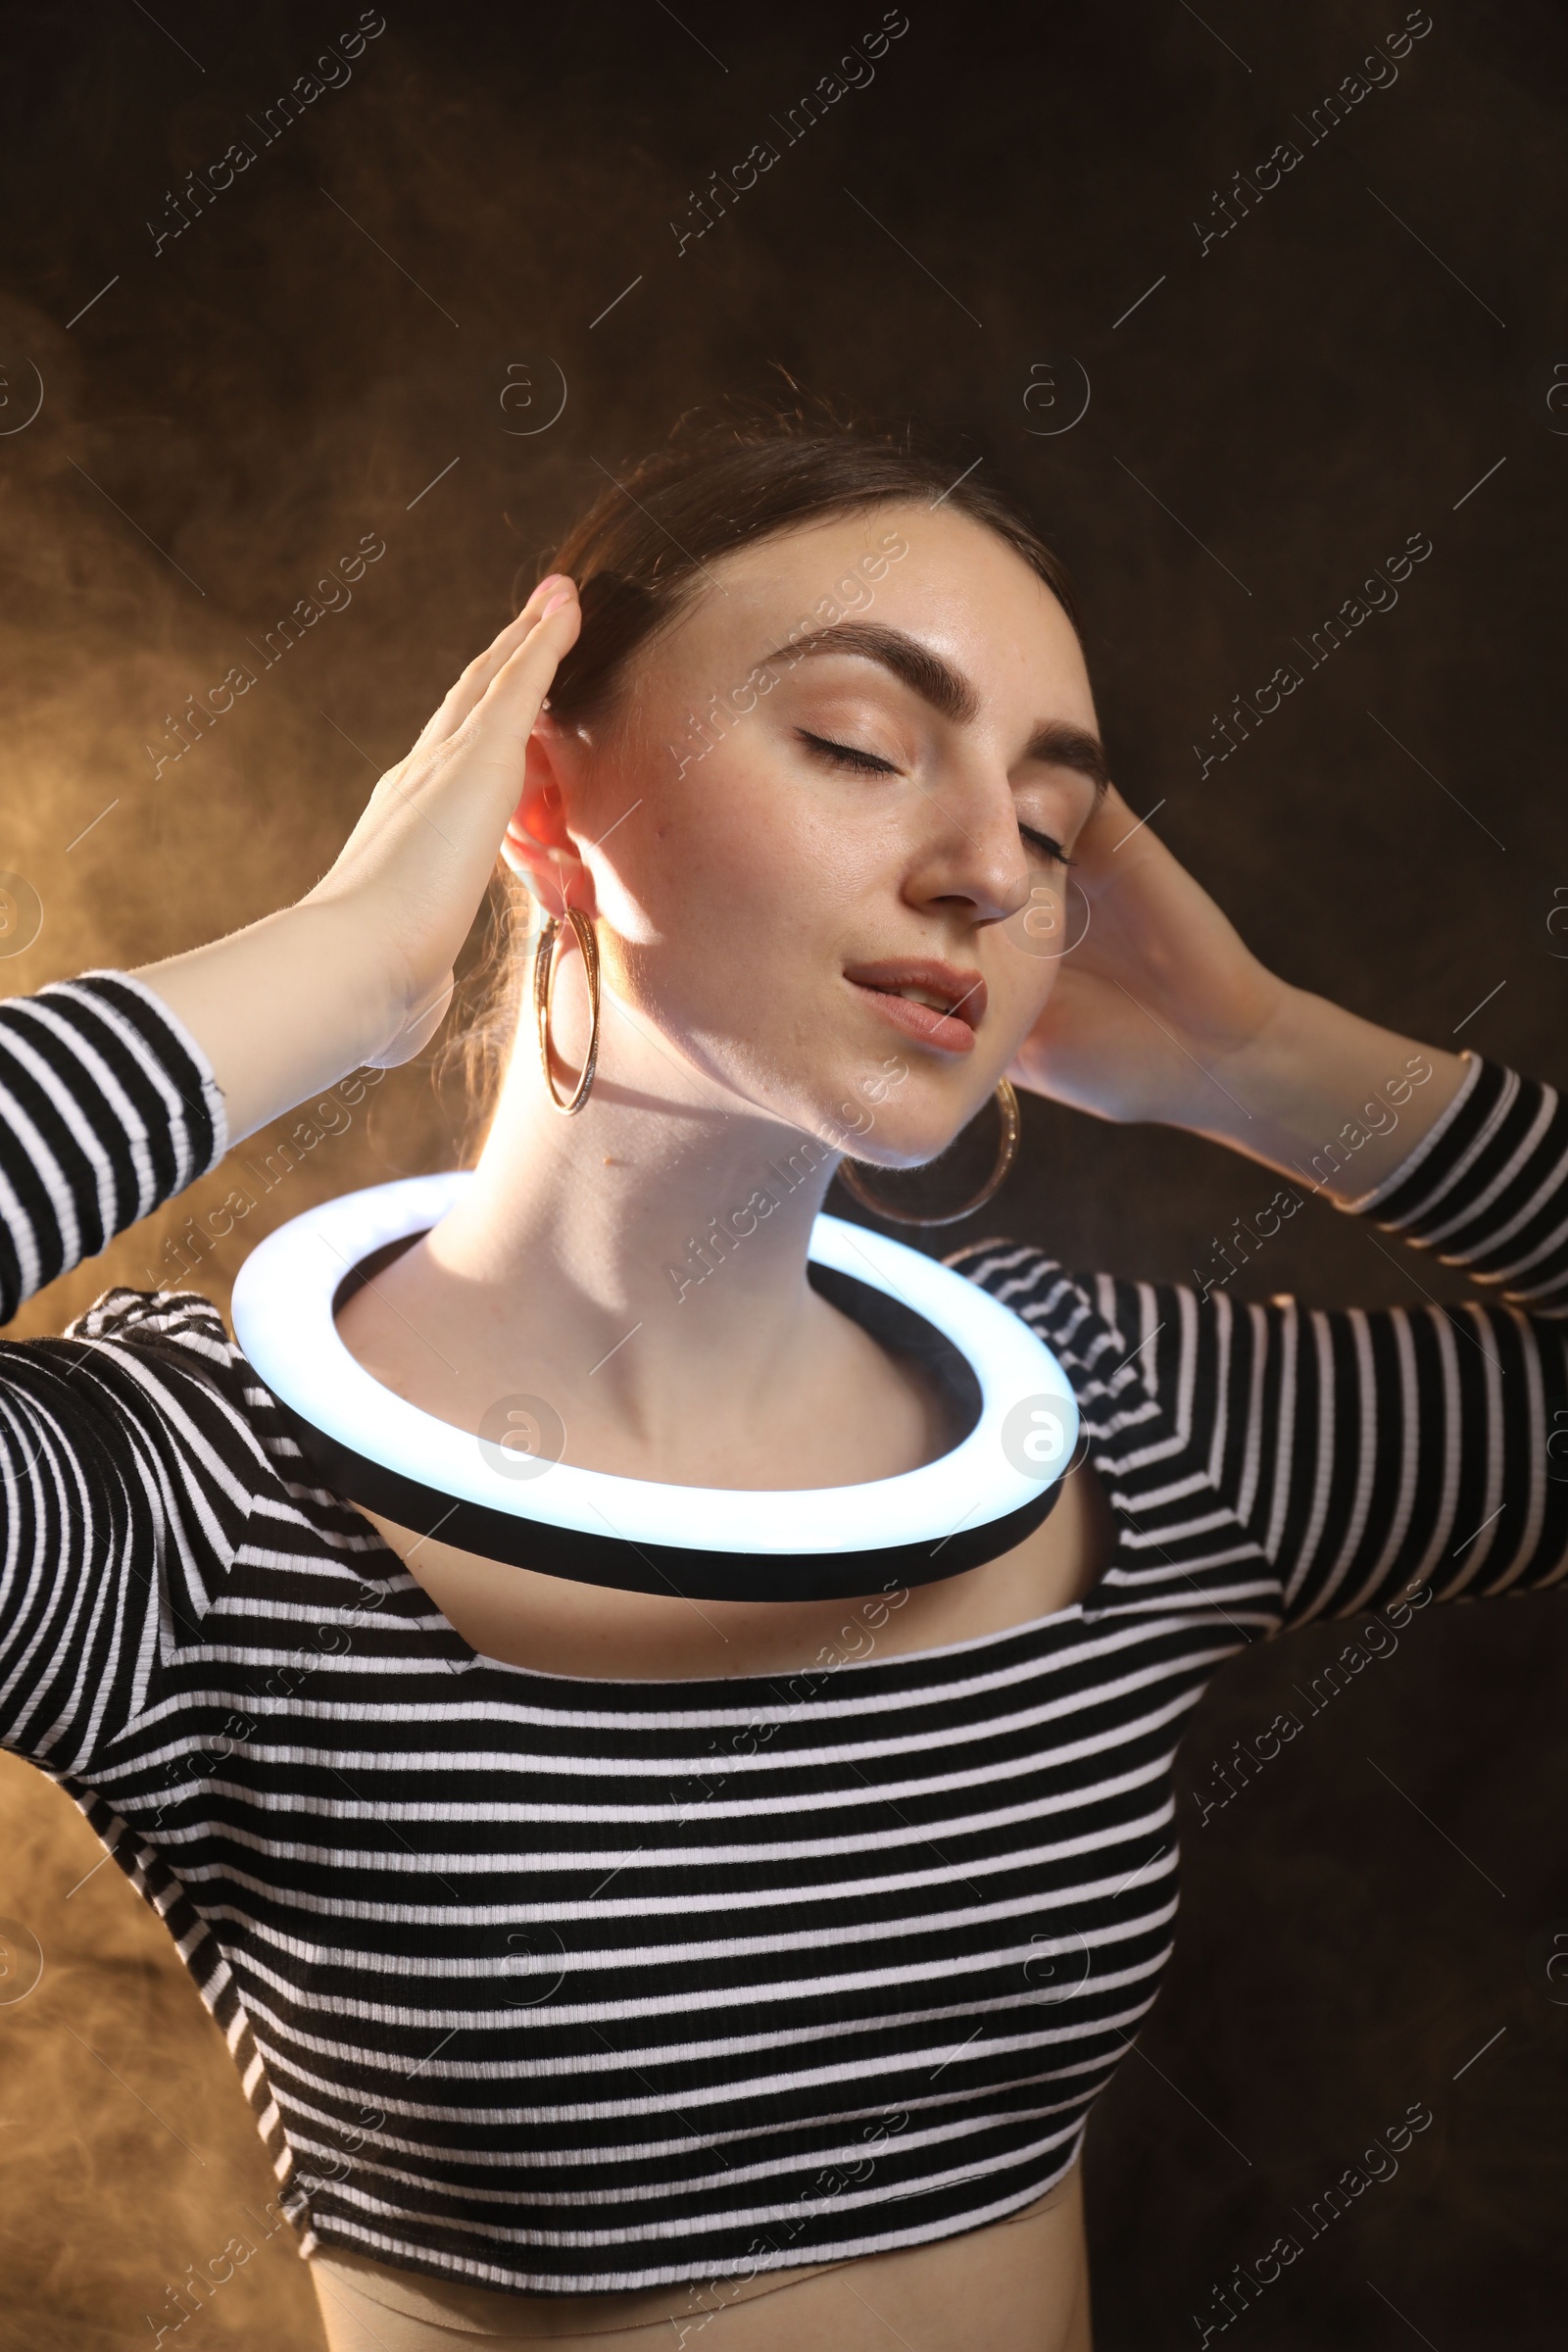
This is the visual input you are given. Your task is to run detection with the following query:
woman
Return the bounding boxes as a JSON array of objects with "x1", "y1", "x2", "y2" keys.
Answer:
[{"x1": 2, "y1": 413, "x2": 1563, "y2": 2352}]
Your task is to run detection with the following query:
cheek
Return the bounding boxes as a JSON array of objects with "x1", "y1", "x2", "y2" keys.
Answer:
[
  {"x1": 986, "y1": 944, "x2": 1059, "y2": 1056},
  {"x1": 593, "y1": 757, "x2": 846, "y2": 1011},
  {"x1": 979, "y1": 869, "x2": 1072, "y2": 1039}
]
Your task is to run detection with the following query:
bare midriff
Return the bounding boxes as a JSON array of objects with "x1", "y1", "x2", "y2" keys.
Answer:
[{"x1": 309, "y1": 2164, "x2": 1091, "y2": 2349}]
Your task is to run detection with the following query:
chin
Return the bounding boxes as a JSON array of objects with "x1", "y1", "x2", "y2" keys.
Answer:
[
  {"x1": 760, "y1": 1046, "x2": 990, "y2": 1166},
  {"x1": 819, "y1": 1103, "x2": 985, "y2": 1170}
]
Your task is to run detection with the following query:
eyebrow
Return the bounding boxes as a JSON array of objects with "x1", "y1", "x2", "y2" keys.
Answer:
[{"x1": 759, "y1": 620, "x2": 1109, "y2": 798}]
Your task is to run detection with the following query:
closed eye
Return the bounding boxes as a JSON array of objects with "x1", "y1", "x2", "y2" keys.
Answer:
[
  {"x1": 797, "y1": 728, "x2": 900, "y2": 775},
  {"x1": 1020, "y1": 824, "x2": 1075, "y2": 867},
  {"x1": 799, "y1": 730, "x2": 1077, "y2": 865}
]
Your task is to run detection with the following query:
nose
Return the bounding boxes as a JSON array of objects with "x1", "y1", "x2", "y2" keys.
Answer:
[{"x1": 902, "y1": 761, "x2": 1034, "y2": 927}]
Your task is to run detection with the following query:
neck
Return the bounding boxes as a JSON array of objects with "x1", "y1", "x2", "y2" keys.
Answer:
[{"x1": 424, "y1": 998, "x2": 849, "y2": 1443}]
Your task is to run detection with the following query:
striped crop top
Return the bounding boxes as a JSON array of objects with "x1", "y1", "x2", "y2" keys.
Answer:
[{"x1": 1, "y1": 971, "x2": 1566, "y2": 2297}]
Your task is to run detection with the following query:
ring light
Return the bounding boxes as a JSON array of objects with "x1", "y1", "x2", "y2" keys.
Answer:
[{"x1": 230, "y1": 1177, "x2": 1080, "y2": 1604}]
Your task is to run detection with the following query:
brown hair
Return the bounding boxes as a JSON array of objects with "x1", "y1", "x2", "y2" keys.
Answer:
[{"x1": 444, "y1": 390, "x2": 1082, "y2": 1152}]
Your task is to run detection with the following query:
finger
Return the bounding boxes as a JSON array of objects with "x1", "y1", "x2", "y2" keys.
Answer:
[
  {"x1": 411, "y1": 575, "x2": 575, "y2": 755},
  {"x1": 1075, "y1": 781, "x2": 1177, "y2": 889},
  {"x1": 412, "y1": 576, "x2": 569, "y2": 752},
  {"x1": 333, "y1": 589, "x2": 580, "y2": 887},
  {"x1": 1073, "y1": 781, "x2": 1133, "y2": 861},
  {"x1": 461, "y1": 586, "x2": 582, "y2": 749}
]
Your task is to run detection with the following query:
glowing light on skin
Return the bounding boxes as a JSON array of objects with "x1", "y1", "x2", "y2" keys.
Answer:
[{"x1": 231, "y1": 1177, "x2": 1080, "y2": 1601}]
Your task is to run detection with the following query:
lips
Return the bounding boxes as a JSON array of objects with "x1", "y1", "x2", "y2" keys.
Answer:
[{"x1": 844, "y1": 959, "x2": 986, "y2": 1055}]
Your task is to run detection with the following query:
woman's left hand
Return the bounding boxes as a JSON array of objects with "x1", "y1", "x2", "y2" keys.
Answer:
[
  {"x1": 1006, "y1": 783, "x2": 1288, "y2": 1131},
  {"x1": 1008, "y1": 782, "x2": 1469, "y2": 1198}
]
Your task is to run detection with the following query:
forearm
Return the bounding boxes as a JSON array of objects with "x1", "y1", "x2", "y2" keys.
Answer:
[
  {"x1": 1179, "y1": 984, "x2": 1469, "y2": 1206},
  {"x1": 131, "y1": 899, "x2": 398, "y2": 1147}
]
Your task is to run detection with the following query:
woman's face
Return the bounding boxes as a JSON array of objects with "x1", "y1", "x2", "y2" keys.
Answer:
[{"x1": 535, "y1": 500, "x2": 1105, "y2": 1165}]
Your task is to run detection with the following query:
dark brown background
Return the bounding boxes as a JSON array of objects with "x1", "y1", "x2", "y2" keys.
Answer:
[{"x1": 2, "y1": 1, "x2": 1566, "y2": 2344}]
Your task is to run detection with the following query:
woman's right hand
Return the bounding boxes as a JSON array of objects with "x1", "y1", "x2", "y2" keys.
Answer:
[
  {"x1": 307, "y1": 574, "x2": 581, "y2": 1068},
  {"x1": 133, "y1": 576, "x2": 580, "y2": 1144}
]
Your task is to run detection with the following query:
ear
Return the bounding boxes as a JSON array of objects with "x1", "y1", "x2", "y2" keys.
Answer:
[{"x1": 500, "y1": 715, "x2": 598, "y2": 916}]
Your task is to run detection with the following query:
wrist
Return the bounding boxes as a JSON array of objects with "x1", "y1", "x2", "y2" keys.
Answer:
[
  {"x1": 134, "y1": 896, "x2": 406, "y2": 1146},
  {"x1": 285, "y1": 891, "x2": 412, "y2": 1065},
  {"x1": 1176, "y1": 985, "x2": 1468, "y2": 1204}
]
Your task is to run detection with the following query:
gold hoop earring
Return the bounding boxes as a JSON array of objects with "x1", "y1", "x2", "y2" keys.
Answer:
[
  {"x1": 835, "y1": 1079, "x2": 1021, "y2": 1228},
  {"x1": 532, "y1": 908, "x2": 601, "y2": 1115}
]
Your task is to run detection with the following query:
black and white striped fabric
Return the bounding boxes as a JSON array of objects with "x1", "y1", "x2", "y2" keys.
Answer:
[{"x1": 1, "y1": 973, "x2": 1565, "y2": 2296}]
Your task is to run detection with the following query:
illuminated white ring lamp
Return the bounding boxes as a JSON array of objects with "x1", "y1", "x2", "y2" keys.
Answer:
[{"x1": 230, "y1": 1175, "x2": 1080, "y2": 1604}]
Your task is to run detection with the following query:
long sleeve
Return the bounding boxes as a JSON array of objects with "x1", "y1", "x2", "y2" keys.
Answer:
[
  {"x1": 0, "y1": 974, "x2": 258, "y2": 1774},
  {"x1": 955, "y1": 1056, "x2": 1568, "y2": 1643},
  {"x1": 1339, "y1": 1052, "x2": 1568, "y2": 1313},
  {"x1": 1060, "y1": 1058, "x2": 1568, "y2": 1631},
  {"x1": 1253, "y1": 1054, "x2": 1568, "y2": 1623},
  {"x1": 0, "y1": 972, "x2": 227, "y2": 1320}
]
